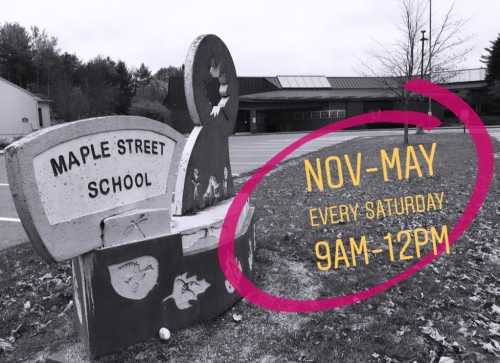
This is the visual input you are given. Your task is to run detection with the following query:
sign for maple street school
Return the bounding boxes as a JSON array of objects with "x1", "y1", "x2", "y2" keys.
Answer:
[
  {"x1": 6, "y1": 116, "x2": 185, "y2": 262},
  {"x1": 34, "y1": 129, "x2": 175, "y2": 224},
  {"x1": 6, "y1": 34, "x2": 258, "y2": 359}
]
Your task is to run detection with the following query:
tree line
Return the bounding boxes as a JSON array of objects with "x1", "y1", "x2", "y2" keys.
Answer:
[
  {"x1": 0, "y1": 22, "x2": 183, "y2": 124},
  {"x1": 1, "y1": 21, "x2": 499, "y2": 128},
  {"x1": 482, "y1": 33, "x2": 500, "y2": 115}
]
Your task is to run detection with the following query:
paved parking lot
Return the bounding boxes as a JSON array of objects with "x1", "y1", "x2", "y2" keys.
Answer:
[
  {"x1": 230, "y1": 127, "x2": 500, "y2": 175},
  {"x1": 230, "y1": 129, "x2": 403, "y2": 175},
  {"x1": 1, "y1": 127, "x2": 499, "y2": 250}
]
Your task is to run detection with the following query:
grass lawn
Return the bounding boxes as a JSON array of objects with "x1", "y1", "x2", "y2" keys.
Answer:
[{"x1": 1, "y1": 133, "x2": 499, "y2": 362}]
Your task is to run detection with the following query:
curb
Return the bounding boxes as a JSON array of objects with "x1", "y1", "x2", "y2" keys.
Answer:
[{"x1": 231, "y1": 125, "x2": 500, "y2": 137}]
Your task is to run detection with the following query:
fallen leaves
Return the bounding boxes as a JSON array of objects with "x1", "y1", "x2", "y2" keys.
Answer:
[
  {"x1": 480, "y1": 339, "x2": 500, "y2": 356},
  {"x1": 421, "y1": 322, "x2": 452, "y2": 349},
  {"x1": 492, "y1": 304, "x2": 500, "y2": 315},
  {"x1": 0, "y1": 244, "x2": 73, "y2": 361},
  {"x1": 0, "y1": 338, "x2": 14, "y2": 353},
  {"x1": 57, "y1": 300, "x2": 74, "y2": 318}
]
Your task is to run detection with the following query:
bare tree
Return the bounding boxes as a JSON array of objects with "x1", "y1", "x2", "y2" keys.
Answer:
[{"x1": 361, "y1": 0, "x2": 473, "y2": 143}]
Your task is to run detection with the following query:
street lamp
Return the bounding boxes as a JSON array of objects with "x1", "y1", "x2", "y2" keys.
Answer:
[
  {"x1": 417, "y1": 30, "x2": 428, "y2": 135},
  {"x1": 420, "y1": 30, "x2": 428, "y2": 79},
  {"x1": 428, "y1": 0, "x2": 432, "y2": 118}
]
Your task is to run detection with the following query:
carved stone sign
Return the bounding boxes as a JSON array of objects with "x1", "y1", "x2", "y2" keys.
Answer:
[
  {"x1": 174, "y1": 34, "x2": 237, "y2": 215},
  {"x1": 6, "y1": 34, "x2": 255, "y2": 359},
  {"x1": 6, "y1": 116, "x2": 185, "y2": 262},
  {"x1": 34, "y1": 129, "x2": 174, "y2": 224}
]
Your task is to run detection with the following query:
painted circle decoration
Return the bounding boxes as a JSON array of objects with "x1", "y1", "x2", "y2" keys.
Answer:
[
  {"x1": 184, "y1": 34, "x2": 239, "y2": 135},
  {"x1": 218, "y1": 79, "x2": 495, "y2": 313}
]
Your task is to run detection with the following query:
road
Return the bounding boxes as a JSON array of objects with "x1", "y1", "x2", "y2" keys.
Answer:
[
  {"x1": 1, "y1": 127, "x2": 499, "y2": 250},
  {"x1": 0, "y1": 155, "x2": 28, "y2": 250}
]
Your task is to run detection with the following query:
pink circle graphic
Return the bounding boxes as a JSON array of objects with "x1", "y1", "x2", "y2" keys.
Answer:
[{"x1": 218, "y1": 79, "x2": 494, "y2": 312}]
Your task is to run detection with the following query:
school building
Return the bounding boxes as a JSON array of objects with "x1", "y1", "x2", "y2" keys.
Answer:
[{"x1": 166, "y1": 68, "x2": 493, "y2": 134}]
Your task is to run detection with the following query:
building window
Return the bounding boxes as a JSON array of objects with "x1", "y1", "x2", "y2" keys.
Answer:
[
  {"x1": 326, "y1": 109, "x2": 346, "y2": 120},
  {"x1": 38, "y1": 108, "x2": 43, "y2": 127}
]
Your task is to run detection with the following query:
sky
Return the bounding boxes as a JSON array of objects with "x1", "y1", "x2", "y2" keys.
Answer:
[{"x1": 1, "y1": 0, "x2": 499, "y2": 76}]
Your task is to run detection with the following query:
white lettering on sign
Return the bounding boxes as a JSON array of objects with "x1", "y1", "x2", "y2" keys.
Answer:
[{"x1": 33, "y1": 130, "x2": 176, "y2": 225}]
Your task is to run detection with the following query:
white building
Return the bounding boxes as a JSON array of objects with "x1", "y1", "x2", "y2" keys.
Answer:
[{"x1": 0, "y1": 76, "x2": 51, "y2": 143}]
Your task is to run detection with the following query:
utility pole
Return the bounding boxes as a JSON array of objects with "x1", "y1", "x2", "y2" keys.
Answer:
[{"x1": 417, "y1": 30, "x2": 428, "y2": 134}]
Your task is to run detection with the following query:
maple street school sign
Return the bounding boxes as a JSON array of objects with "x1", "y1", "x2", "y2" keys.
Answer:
[
  {"x1": 5, "y1": 34, "x2": 257, "y2": 359},
  {"x1": 35, "y1": 129, "x2": 173, "y2": 225},
  {"x1": 6, "y1": 116, "x2": 185, "y2": 262}
]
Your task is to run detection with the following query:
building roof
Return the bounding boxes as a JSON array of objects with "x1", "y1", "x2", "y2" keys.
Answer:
[
  {"x1": 240, "y1": 88, "x2": 397, "y2": 102},
  {"x1": 165, "y1": 68, "x2": 487, "y2": 108},
  {"x1": 264, "y1": 77, "x2": 281, "y2": 88},
  {"x1": 239, "y1": 77, "x2": 279, "y2": 95},
  {"x1": 327, "y1": 77, "x2": 403, "y2": 89},
  {"x1": 239, "y1": 69, "x2": 486, "y2": 104},
  {"x1": 277, "y1": 76, "x2": 331, "y2": 88},
  {"x1": 0, "y1": 76, "x2": 50, "y2": 102}
]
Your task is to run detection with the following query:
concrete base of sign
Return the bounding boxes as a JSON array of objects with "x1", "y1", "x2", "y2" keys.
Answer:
[
  {"x1": 72, "y1": 198, "x2": 256, "y2": 358},
  {"x1": 102, "y1": 208, "x2": 171, "y2": 247},
  {"x1": 172, "y1": 198, "x2": 251, "y2": 255}
]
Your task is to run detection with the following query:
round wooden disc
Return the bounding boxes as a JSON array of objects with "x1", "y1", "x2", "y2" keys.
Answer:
[{"x1": 184, "y1": 34, "x2": 239, "y2": 134}]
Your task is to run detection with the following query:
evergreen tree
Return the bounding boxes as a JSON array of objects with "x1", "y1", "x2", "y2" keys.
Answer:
[
  {"x1": 481, "y1": 33, "x2": 500, "y2": 99},
  {"x1": 51, "y1": 52, "x2": 87, "y2": 121},
  {"x1": 155, "y1": 66, "x2": 183, "y2": 81},
  {"x1": 133, "y1": 63, "x2": 152, "y2": 90},
  {"x1": 30, "y1": 26, "x2": 59, "y2": 96},
  {"x1": 0, "y1": 22, "x2": 182, "y2": 125},
  {"x1": 81, "y1": 56, "x2": 119, "y2": 116},
  {"x1": 115, "y1": 61, "x2": 134, "y2": 114},
  {"x1": 0, "y1": 23, "x2": 34, "y2": 87}
]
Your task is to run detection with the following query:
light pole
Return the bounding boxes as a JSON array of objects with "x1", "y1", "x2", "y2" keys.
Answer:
[
  {"x1": 420, "y1": 30, "x2": 427, "y2": 79},
  {"x1": 428, "y1": 0, "x2": 432, "y2": 118},
  {"x1": 417, "y1": 30, "x2": 428, "y2": 134}
]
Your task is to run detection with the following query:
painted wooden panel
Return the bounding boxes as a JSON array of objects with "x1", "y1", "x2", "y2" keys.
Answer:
[
  {"x1": 184, "y1": 34, "x2": 239, "y2": 135},
  {"x1": 74, "y1": 216, "x2": 255, "y2": 358},
  {"x1": 173, "y1": 124, "x2": 234, "y2": 215}
]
